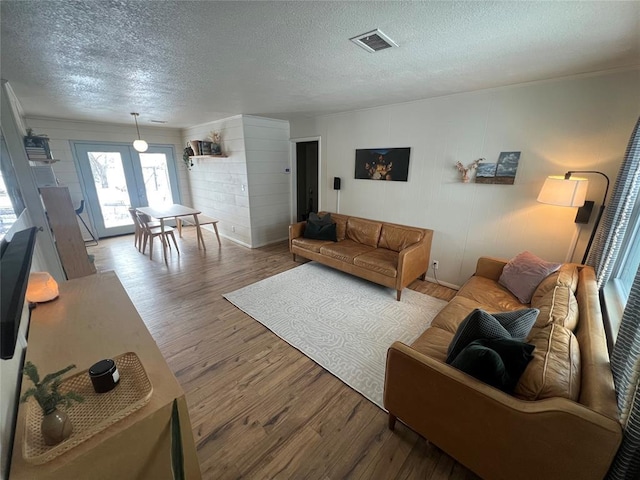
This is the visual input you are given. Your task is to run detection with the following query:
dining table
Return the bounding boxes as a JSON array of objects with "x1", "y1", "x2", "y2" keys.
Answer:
[{"x1": 136, "y1": 204, "x2": 205, "y2": 262}]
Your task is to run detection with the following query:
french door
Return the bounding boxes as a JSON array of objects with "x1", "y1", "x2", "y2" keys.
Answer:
[{"x1": 73, "y1": 142, "x2": 180, "y2": 238}]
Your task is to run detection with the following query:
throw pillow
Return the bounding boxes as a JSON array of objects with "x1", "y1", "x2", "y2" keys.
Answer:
[
  {"x1": 308, "y1": 212, "x2": 332, "y2": 226},
  {"x1": 451, "y1": 338, "x2": 535, "y2": 393},
  {"x1": 498, "y1": 251, "x2": 562, "y2": 304},
  {"x1": 445, "y1": 308, "x2": 539, "y2": 363},
  {"x1": 303, "y1": 222, "x2": 337, "y2": 241}
]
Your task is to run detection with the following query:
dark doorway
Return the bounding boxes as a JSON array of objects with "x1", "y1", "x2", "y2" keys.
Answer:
[{"x1": 296, "y1": 141, "x2": 319, "y2": 221}]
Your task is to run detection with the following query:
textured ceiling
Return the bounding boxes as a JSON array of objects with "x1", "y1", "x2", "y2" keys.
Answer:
[{"x1": 1, "y1": 1, "x2": 639, "y2": 129}]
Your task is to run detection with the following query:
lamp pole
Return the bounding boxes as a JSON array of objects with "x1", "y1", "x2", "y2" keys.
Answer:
[{"x1": 565, "y1": 170, "x2": 610, "y2": 264}]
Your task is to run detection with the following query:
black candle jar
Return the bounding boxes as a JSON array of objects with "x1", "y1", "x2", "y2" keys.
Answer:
[{"x1": 89, "y1": 359, "x2": 120, "y2": 393}]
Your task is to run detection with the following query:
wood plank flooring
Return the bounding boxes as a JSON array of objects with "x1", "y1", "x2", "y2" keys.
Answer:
[{"x1": 89, "y1": 229, "x2": 478, "y2": 480}]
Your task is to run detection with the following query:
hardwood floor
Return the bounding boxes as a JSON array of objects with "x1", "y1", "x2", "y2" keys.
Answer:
[{"x1": 89, "y1": 228, "x2": 477, "y2": 480}]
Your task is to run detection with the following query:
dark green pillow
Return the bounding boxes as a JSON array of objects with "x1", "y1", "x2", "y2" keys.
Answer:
[
  {"x1": 303, "y1": 222, "x2": 337, "y2": 241},
  {"x1": 445, "y1": 308, "x2": 539, "y2": 363},
  {"x1": 451, "y1": 338, "x2": 535, "y2": 393},
  {"x1": 308, "y1": 212, "x2": 332, "y2": 226}
]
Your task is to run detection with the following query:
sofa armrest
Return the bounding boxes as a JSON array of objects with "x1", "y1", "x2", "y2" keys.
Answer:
[
  {"x1": 384, "y1": 341, "x2": 621, "y2": 480},
  {"x1": 475, "y1": 256, "x2": 508, "y2": 281},
  {"x1": 397, "y1": 230, "x2": 432, "y2": 288},
  {"x1": 288, "y1": 222, "x2": 306, "y2": 250}
]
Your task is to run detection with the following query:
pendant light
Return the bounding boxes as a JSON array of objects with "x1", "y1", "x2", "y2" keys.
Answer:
[{"x1": 130, "y1": 112, "x2": 148, "y2": 152}]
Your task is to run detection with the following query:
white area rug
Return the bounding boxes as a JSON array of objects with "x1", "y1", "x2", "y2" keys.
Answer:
[{"x1": 223, "y1": 262, "x2": 448, "y2": 409}]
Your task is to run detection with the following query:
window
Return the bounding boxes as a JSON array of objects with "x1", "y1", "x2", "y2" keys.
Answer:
[
  {"x1": 612, "y1": 195, "x2": 640, "y2": 302},
  {"x1": 0, "y1": 131, "x2": 25, "y2": 239},
  {"x1": 0, "y1": 170, "x2": 18, "y2": 238}
]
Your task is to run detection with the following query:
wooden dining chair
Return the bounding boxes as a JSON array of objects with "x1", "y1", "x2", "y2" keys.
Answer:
[
  {"x1": 128, "y1": 208, "x2": 144, "y2": 251},
  {"x1": 135, "y1": 211, "x2": 179, "y2": 262},
  {"x1": 128, "y1": 208, "x2": 161, "y2": 251}
]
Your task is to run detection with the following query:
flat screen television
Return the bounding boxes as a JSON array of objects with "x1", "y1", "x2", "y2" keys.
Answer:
[{"x1": 0, "y1": 226, "x2": 37, "y2": 359}]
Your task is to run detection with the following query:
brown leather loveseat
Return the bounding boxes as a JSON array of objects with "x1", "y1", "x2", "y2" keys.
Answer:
[
  {"x1": 289, "y1": 213, "x2": 433, "y2": 300},
  {"x1": 384, "y1": 256, "x2": 622, "y2": 480}
]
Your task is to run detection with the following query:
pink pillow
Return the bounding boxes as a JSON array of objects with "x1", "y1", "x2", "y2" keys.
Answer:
[{"x1": 499, "y1": 252, "x2": 561, "y2": 304}]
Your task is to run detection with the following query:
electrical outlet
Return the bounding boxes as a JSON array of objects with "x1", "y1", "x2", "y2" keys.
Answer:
[{"x1": 432, "y1": 260, "x2": 439, "y2": 270}]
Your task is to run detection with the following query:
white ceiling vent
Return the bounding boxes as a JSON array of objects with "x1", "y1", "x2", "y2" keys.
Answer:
[{"x1": 350, "y1": 29, "x2": 398, "y2": 53}]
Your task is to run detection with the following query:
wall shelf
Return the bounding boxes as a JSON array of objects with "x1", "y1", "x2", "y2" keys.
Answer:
[{"x1": 190, "y1": 154, "x2": 228, "y2": 159}]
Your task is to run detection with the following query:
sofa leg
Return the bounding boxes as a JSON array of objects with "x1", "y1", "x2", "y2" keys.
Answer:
[
  {"x1": 292, "y1": 253, "x2": 296, "y2": 261},
  {"x1": 388, "y1": 413, "x2": 397, "y2": 431},
  {"x1": 420, "y1": 271, "x2": 427, "y2": 281},
  {"x1": 396, "y1": 290, "x2": 402, "y2": 301}
]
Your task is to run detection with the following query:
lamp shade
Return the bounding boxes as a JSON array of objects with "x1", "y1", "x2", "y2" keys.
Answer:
[
  {"x1": 537, "y1": 176, "x2": 588, "y2": 207},
  {"x1": 26, "y1": 272, "x2": 59, "y2": 303}
]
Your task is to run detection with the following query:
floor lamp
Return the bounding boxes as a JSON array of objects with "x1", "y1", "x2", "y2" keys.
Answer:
[{"x1": 537, "y1": 170, "x2": 610, "y2": 264}]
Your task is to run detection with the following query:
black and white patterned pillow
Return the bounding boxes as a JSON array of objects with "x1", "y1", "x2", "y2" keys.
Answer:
[{"x1": 445, "y1": 308, "x2": 539, "y2": 363}]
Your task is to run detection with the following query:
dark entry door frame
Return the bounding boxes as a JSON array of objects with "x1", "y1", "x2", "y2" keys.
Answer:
[{"x1": 289, "y1": 136, "x2": 321, "y2": 223}]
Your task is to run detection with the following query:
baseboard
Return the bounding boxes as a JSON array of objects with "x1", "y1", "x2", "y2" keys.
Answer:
[
  {"x1": 250, "y1": 236, "x2": 289, "y2": 249},
  {"x1": 205, "y1": 228, "x2": 287, "y2": 250},
  {"x1": 423, "y1": 276, "x2": 460, "y2": 290},
  {"x1": 217, "y1": 232, "x2": 252, "y2": 249}
]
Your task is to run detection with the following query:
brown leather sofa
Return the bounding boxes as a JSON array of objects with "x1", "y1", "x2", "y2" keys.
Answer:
[
  {"x1": 384, "y1": 256, "x2": 622, "y2": 480},
  {"x1": 289, "y1": 213, "x2": 433, "y2": 300}
]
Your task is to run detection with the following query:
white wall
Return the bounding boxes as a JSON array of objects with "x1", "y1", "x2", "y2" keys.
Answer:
[
  {"x1": 244, "y1": 116, "x2": 291, "y2": 247},
  {"x1": 182, "y1": 115, "x2": 252, "y2": 246},
  {"x1": 24, "y1": 117, "x2": 189, "y2": 238},
  {"x1": 290, "y1": 69, "x2": 640, "y2": 287}
]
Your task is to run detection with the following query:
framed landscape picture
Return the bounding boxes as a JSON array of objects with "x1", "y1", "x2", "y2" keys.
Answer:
[
  {"x1": 355, "y1": 148, "x2": 410, "y2": 181},
  {"x1": 476, "y1": 152, "x2": 521, "y2": 185},
  {"x1": 476, "y1": 162, "x2": 498, "y2": 183}
]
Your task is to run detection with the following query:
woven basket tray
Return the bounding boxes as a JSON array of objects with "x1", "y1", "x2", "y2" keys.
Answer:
[{"x1": 23, "y1": 352, "x2": 153, "y2": 465}]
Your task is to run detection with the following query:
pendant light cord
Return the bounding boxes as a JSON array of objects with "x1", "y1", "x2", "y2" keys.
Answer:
[{"x1": 131, "y1": 112, "x2": 142, "y2": 140}]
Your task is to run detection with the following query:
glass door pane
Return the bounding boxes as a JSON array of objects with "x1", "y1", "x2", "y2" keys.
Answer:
[
  {"x1": 74, "y1": 143, "x2": 139, "y2": 238},
  {"x1": 139, "y1": 153, "x2": 173, "y2": 206},
  {"x1": 87, "y1": 151, "x2": 133, "y2": 228}
]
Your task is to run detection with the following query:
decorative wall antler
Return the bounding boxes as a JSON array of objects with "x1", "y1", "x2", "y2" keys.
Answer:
[{"x1": 455, "y1": 158, "x2": 484, "y2": 183}]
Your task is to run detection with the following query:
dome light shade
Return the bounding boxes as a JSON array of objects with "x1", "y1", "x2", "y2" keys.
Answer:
[
  {"x1": 130, "y1": 112, "x2": 148, "y2": 152},
  {"x1": 133, "y1": 139, "x2": 148, "y2": 152}
]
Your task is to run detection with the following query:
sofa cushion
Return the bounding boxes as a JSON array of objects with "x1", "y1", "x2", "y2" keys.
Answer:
[
  {"x1": 411, "y1": 326, "x2": 454, "y2": 362},
  {"x1": 531, "y1": 285, "x2": 579, "y2": 331},
  {"x1": 515, "y1": 324, "x2": 581, "y2": 401},
  {"x1": 456, "y1": 275, "x2": 528, "y2": 312},
  {"x1": 446, "y1": 308, "x2": 539, "y2": 363},
  {"x1": 450, "y1": 338, "x2": 535, "y2": 393},
  {"x1": 378, "y1": 224, "x2": 423, "y2": 252},
  {"x1": 346, "y1": 217, "x2": 382, "y2": 247},
  {"x1": 291, "y1": 237, "x2": 334, "y2": 253},
  {"x1": 319, "y1": 240, "x2": 375, "y2": 264},
  {"x1": 353, "y1": 248, "x2": 398, "y2": 277},
  {"x1": 303, "y1": 222, "x2": 337, "y2": 241},
  {"x1": 531, "y1": 264, "x2": 579, "y2": 304},
  {"x1": 499, "y1": 251, "x2": 561, "y2": 303},
  {"x1": 431, "y1": 296, "x2": 493, "y2": 334}
]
